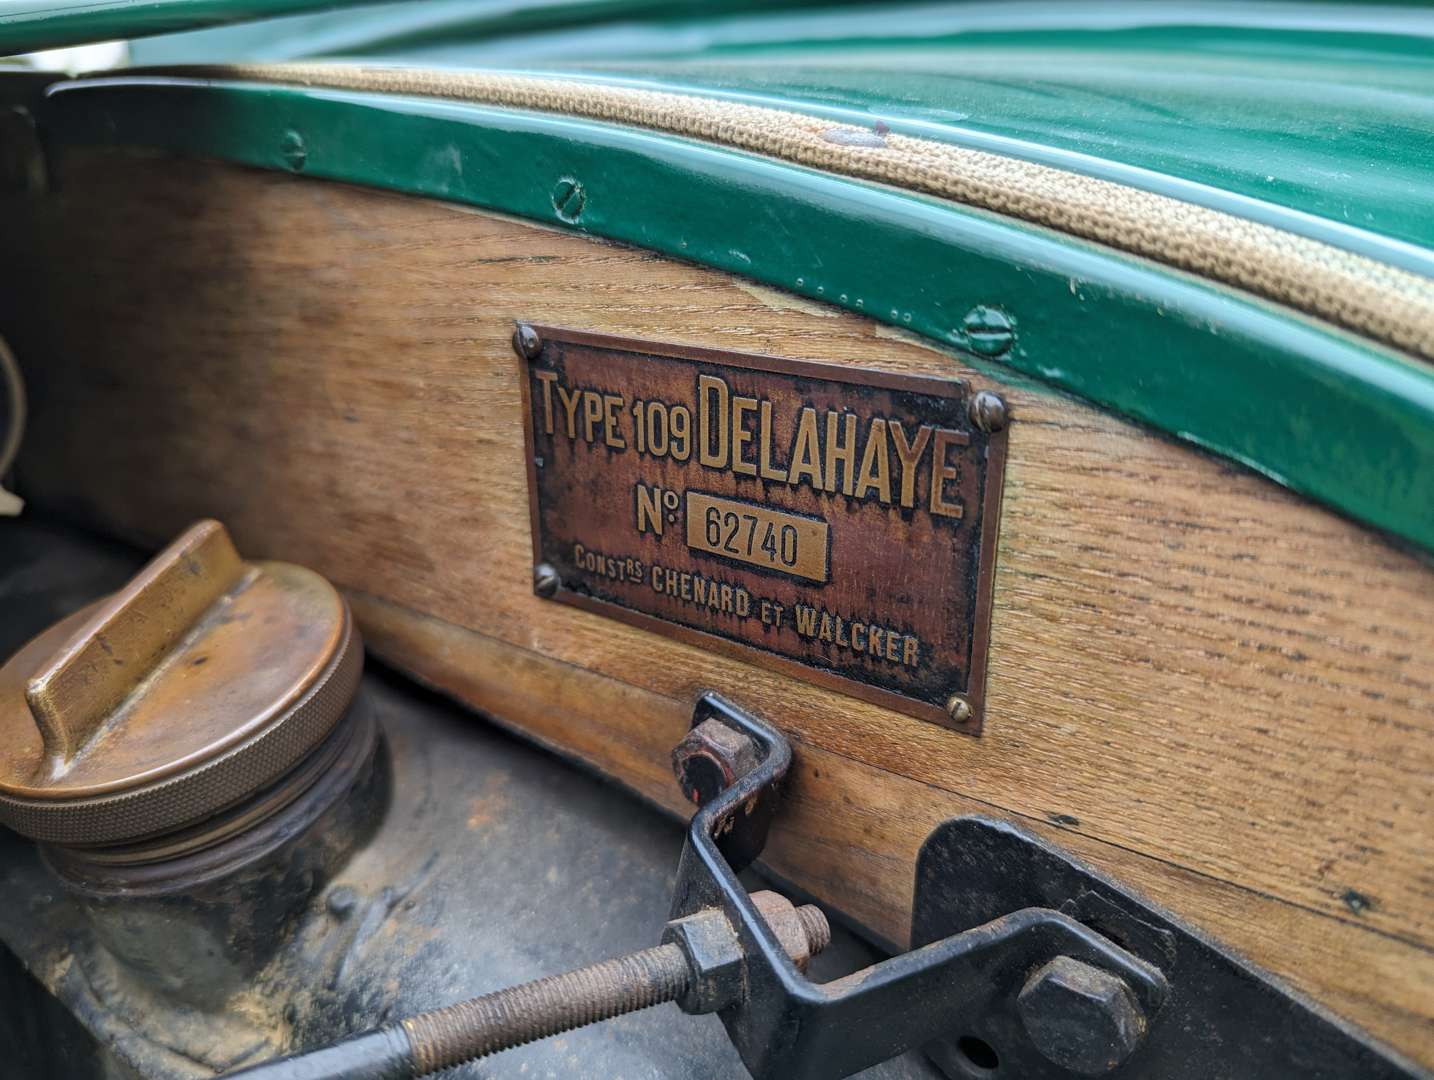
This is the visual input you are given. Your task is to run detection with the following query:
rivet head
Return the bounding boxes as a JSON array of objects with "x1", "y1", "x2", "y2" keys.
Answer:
[
  {"x1": 533, "y1": 563, "x2": 561, "y2": 598},
  {"x1": 279, "y1": 130, "x2": 307, "y2": 172},
  {"x1": 945, "y1": 695, "x2": 973, "y2": 724},
  {"x1": 960, "y1": 305, "x2": 1014, "y2": 357},
  {"x1": 968, "y1": 391, "x2": 1009, "y2": 434},
  {"x1": 551, "y1": 177, "x2": 586, "y2": 223},
  {"x1": 513, "y1": 323, "x2": 542, "y2": 361}
]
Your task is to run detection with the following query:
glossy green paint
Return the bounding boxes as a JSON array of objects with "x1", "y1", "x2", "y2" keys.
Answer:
[
  {"x1": 129, "y1": 2, "x2": 1434, "y2": 275},
  {"x1": 39, "y1": 77, "x2": 1434, "y2": 554},
  {"x1": 0, "y1": 0, "x2": 415, "y2": 56},
  {"x1": 0, "y1": 0, "x2": 857, "y2": 58}
]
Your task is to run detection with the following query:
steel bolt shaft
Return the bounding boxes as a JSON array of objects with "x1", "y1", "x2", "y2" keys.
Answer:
[
  {"x1": 223, "y1": 898, "x2": 830, "y2": 1079},
  {"x1": 404, "y1": 943, "x2": 691, "y2": 1074}
]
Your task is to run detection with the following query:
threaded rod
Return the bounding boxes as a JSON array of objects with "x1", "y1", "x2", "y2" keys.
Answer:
[
  {"x1": 224, "y1": 901, "x2": 831, "y2": 1079},
  {"x1": 403, "y1": 942, "x2": 691, "y2": 1074}
]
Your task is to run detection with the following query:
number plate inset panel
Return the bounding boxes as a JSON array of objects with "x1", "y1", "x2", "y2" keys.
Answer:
[{"x1": 517, "y1": 326, "x2": 1007, "y2": 733}]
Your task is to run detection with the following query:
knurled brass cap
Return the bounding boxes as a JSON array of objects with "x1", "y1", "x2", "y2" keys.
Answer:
[{"x1": 0, "y1": 520, "x2": 362, "y2": 846}]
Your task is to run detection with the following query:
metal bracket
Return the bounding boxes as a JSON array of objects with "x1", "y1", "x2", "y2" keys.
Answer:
[
  {"x1": 913, "y1": 818, "x2": 1425, "y2": 1079},
  {"x1": 673, "y1": 692, "x2": 1429, "y2": 1080}
]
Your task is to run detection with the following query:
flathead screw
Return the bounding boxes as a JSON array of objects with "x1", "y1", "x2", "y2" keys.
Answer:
[
  {"x1": 551, "y1": 177, "x2": 586, "y2": 223},
  {"x1": 513, "y1": 324, "x2": 542, "y2": 360},
  {"x1": 533, "y1": 563, "x2": 561, "y2": 598},
  {"x1": 968, "y1": 391, "x2": 1009, "y2": 434},
  {"x1": 960, "y1": 305, "x2": 1014, "y2": 357},
  {"x1": 945, "y1": 695, "x2": 973, "y2": 725},
  {"x1": 280, "y1": 130, "x2": 307, "y2": 172}
]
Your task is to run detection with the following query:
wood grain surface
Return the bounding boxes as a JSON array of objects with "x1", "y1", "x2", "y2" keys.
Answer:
[{"x1": 1, "y1": 151, "x2": 1430, "y2": 1062}]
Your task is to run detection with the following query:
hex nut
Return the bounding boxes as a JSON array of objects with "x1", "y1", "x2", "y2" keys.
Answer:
[
  {"x1": 749, "y1": 890, "x2": 829, "y2": 973},
  {"x1": 671, "y1": 718, "x2": 762, "y2": 806},
  {"x1": 1017, "y1": 956, "x2": 1148, "y2": 1076},
  {"x1": 661, "y1": 907, "x2": 745, "y2": 1015}
]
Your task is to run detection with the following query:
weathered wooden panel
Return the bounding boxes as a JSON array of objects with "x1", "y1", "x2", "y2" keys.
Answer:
[{"x1": 1, "y1": 151, "x2": 1430, "y2": 1061}]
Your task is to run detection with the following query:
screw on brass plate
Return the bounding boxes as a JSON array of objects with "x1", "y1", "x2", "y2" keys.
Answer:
[
  {"x1": 968, "y1": 391, "x2": 1009, "y2": 434},
  {"x1": 960, "y1": 305, "x2": 1014, "y2": 357},
  {"x1": 551, "y1": 177, "x2": 586, "y2": 223},
  {"x1": 945, "y1": 695, "x2": 973, "y2": 725},
  {"x1": 513, "y1": 323, "x2": 542, "y2": 360},
  {"x1": 533, "y1": 563, "x2": 561, "y2": 599}
]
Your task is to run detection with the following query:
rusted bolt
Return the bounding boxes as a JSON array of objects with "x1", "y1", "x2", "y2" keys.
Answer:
[
  {"x1": 512, "y1": 323, "x2": 542, "y2": 360},
  {"x1": 945, "y1": 694, "x2": 973, "y2": 725},
  {"x1": 1017, "y1": 956, "x2": 1148, "y2": 1076},
  {"x1": 230, "y1": 892, "x2": 832, "y2": 1076},
  {"x1": 663, "y1": 893, "x2": 830, "y2": 1014},
  {"x1": 532, "y1": 563, "x2": 561, "y2": 598},
  {"x1": 749, "y1": 890, "x2": 831, "y2": 973},
  {"x1": 960, "y1": 305, "x2": 1014, "y2": 357},
  {"x1": 551, "y1": 177, "x2": 586, "y2": 223},
  {"x1": 968, "y1": 390, "x2": 1009, "y2": 434},
  {"x1": 671, "y1": 718, "x2": 761, "y2": 807}
]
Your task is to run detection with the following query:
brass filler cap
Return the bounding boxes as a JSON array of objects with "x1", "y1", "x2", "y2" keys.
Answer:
[{"x1": 0, "y1": 520, "x2": 361, "y2": 846}]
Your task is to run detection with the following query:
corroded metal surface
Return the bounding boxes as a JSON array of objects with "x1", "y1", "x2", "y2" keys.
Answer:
[
  {"x1": 0, "y1": 519, "x2": 939, "y2": 1079},
  {"x1": 518, "y1": 326, "x2": 1007, "y2": 733},
  {"x1": 0, "y1": 520, "x2": 359, "y2": 845}
]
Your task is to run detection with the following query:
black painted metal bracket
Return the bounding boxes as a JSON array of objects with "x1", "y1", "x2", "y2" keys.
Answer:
[{"x1": 674, "y1": 692, "x2": 1429, "y2": 1080}]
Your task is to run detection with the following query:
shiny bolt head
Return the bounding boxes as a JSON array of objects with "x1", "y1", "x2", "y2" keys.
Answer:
[
  {"x1": 671, "y1": 718, "x2": 761, "y2": 807},
  {"x1": 968, "y1": 391, "x2": 1009, "y2": 434},
  {"x1": 945, "y1": 694, "x2": 973, "y2": 725},
  {"x1": 551, "y1": 177, "x2": 587, "y2": 223},
  {"x1": 533, "y1": 562, "x2": 561, "y2": 598},
  {"x1": 513, "y1": 323, "x2": 542, "y2": 360},
  {"x1": 960, "y1": 305, "x2": 1015, "y2": 357},
  {"x1": 1018, "y1": 956, "x2": 1148, "y2": 1076}
]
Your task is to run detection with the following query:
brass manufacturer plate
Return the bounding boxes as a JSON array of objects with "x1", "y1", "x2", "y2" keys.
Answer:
[{"x1": 516, "y1": 326, "x2": 1007, "y2": 734}]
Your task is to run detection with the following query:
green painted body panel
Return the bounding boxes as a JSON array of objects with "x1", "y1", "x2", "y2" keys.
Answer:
[
  {"x1": 8, "y1": 3, "x2": 1434, "y2": 548},
  {"x1": 0, "y1": 0, "x2": 410, "y2": 56},
  {"x1": 127, "y1": 2, "x2": 1434, "y2": 267},
  {"x1": 38, "y1": 76, "x2": 1434, "y2": 554},
  {"x1": 0, "y1": 0, "x2": 848, "y2": 58}
]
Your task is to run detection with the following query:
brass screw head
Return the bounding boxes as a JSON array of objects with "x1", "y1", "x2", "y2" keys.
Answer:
[
  {"x1": 513, "y1": 323, "x2": 542, "y2": 360},
  {"x1": 533, "y1": 562, "x2": 561, "y2": 598},
  {"x1": 968, "y1": 391, "x2": 1009, "y2": 434},
  {"x1": 945, "y1": 695, "x2": 973, "y2": 724}
]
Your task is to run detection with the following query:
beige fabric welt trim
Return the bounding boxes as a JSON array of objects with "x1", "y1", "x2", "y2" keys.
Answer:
[{"x1": 164, "y1": 64, "x2": 1434, "y2": 363}]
